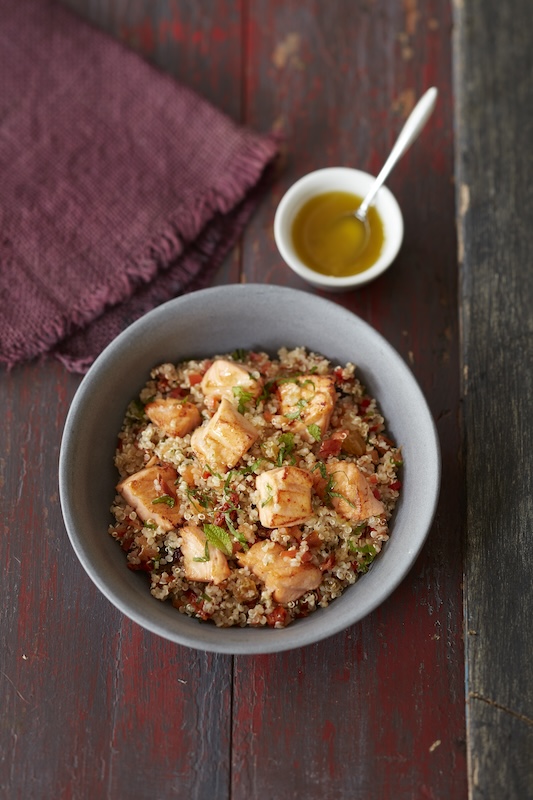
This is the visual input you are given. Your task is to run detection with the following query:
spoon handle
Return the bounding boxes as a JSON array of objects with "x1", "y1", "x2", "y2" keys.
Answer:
[{"x1": 357, "y1": 86, "x2": 438, "y2": 219}]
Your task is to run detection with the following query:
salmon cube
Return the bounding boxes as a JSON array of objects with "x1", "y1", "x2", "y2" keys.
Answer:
[
  {"x1": 325, "y1": 460, "x2": 385, "y2": 522},
  {"x1": 144, "y1": 398, "x2": 201, "y2": 437},
  {"x1": 201, "y1": 359, "x2": 263, "y2": 405},
  {"x1": 256, "y1": 466, "x2": 314, "y2": 528},
  {"x1": 190, "y1": 397, "x2": 259, "y2": 471},
  {"x1": 238, "y1": 541, "x2": 322, "y2": 603},
  {"x1": 180, "y1": 524, "x2": 231, "y2": 585},
  {"x1": 278, "y1": 374, "x2": 336, "y2": 441},
  {"x1": 117, "y1": 465, "x2": 182, "y2": 531}
]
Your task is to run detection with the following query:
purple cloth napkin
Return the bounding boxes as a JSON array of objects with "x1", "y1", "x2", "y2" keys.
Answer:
[{"x1": 0, "y1": 0, "x2": 278, "y2": 372}]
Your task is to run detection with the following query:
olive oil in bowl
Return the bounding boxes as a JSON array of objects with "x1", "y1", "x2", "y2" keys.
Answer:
[{"x1": 291, "y1": 191, "x2": 384, "y2": 278}]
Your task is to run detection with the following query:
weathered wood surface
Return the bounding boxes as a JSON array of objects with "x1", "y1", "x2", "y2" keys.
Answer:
[
  {"x1": 455, "y1": 0, "x2": 533, "y2": 796},
  {"x1": 0, "y1": 1, "x2": 467, "y2": 798}
]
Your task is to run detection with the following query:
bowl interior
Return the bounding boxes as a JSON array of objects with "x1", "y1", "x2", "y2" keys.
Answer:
[
  {"x1": 59, "y1": 284, "x2": 439, "y2": 654},
  {"x1": 274, "y1": 167, "x2": 404, "y2": 289}
]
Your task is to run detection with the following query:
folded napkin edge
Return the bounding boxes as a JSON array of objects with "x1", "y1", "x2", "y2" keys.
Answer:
[
  {"x1": 0, "y1": 131, "x2": 279, "y2": 372},
  {"x1": 60, "y1": 130, "x2": 280, "y2": 339}
]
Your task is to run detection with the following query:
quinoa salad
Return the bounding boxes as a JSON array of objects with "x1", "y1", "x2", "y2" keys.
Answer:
[{"x1": 110, "y1": 347, "x2": 402, "y2": 628}]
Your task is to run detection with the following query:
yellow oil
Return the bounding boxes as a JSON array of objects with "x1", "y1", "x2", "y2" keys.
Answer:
[{"x1": 291, "y1": 191, "x2": 385, "y2": 277}]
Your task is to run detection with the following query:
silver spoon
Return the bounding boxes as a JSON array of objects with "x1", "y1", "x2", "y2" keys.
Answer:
[{"x1": 349, "y1": 86, "x2": 438, "y2": 252}]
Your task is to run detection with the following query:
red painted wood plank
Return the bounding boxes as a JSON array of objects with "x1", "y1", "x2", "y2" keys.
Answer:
[
  {"x1": 1, "y1": 2, "x2": 467, "y2": 798},
  {"x1": 235, "y1": 1, "x2": 466, "y2": 797},
  {"x1": 1, "y1": 2, "x2": 243, "y2": 796},
  {"x1": 0, "y1": 361, "x2": 234, "y2": 798}
]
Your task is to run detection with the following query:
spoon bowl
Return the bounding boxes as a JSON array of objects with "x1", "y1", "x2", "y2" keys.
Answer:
[{"x1": 347, "y1": 208, "x2": 371, "y2": 258}]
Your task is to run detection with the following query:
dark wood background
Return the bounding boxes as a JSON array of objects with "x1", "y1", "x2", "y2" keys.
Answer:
[
  {"x1": 1, "y1": 0, "x2": 531, "y2": 797},
  {"x1": 455, "y1": 0, "x2": 533, "y2": 796}
]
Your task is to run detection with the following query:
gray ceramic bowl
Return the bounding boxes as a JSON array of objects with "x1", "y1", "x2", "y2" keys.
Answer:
[{"x1": 59, "y1": 284, "x2": 440, "y2": 654}]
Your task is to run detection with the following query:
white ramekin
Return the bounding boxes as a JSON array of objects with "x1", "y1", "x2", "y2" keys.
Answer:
[{"x1": 274, "y1": 167, "x2": 404, "y2": 291}]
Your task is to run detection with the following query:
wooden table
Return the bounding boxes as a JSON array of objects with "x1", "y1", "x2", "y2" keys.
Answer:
[{"x1": 2, "y1": 1, "x2": 532, "y2": 797}]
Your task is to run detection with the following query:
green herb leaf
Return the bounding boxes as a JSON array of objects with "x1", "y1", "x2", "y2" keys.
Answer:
[
  {"x1": 144, "y1": 521, "x2": 157, "y2": 530},
  {"x1": 193, "y1": 540, "x2": 211, "y2": 562},
  {"x1": 223, "y1": 471, "x2": 235, "y2": 494},
  {"x1": 285, "y1": 398, "x2": 309, "y2": 421},
  {"x1": 152, "y1": 494, "x2": 175, "y2": 508},
  {"x1": 258, "y1": 379, "x2": 276, "y2": 402},
  {"x1": 232, "y1": 386, "x2": 255, "y2": 414},
  {"x1": 126, "y1": 398, "x2": 147, "y2": 421},
  {"x1": 321, "y1": 470, "x2": 357, "y2": 509},
  {"x1": 261, "y1": 484, "x2": 274, "y2": 507},
  {"x1": 307, "y1": 423, "x2": 322, "y2": 441},
  {"x1": 329, "y1": 490, "x2": 357, "y2": 509},
  {"x1": 277, "y1": 375, "x2": 302, "y2": 385},
  {"x1": 204, "y1": 463, "x2": 222, "y2": 479},
  {"x1": 285, "y1": 410, "x2": 301, "y2": 420},
  {"x1": 348, "y1": 539, "x2": 375, "y2": 555},
  {"x1": 231, "y1": 348, "x2": 249, "y2": 361},
  {"x1": 186, "y1": 487, "x2": 211, "y2": 509},
  {"x1": 203, "y1": 524, "x2": 233, "y2": 557},
  {"x1": 313, "y1": 461, "x2": 327, "y2": 479},
  {"x1": 224, "y1": 513, "x2": 249, "y2": 552},
  {"x1": 238, "y1": 458, "x2": 264, "y2": 476},
  {"x1": 277, "y1": 432, "x2": 295, "y2": 466}
]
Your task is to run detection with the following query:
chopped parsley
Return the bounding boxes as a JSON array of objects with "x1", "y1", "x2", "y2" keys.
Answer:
[
  {"x1": 313, "y1": 461, "x2": 327, "y2": 479},
  {"x1": 231, "y1": 349, "x2": 249, "y2": 361},
  {"x1": 348, "y1": 540, "x2": 376, "y2": 572},
  {"x1": 204, "y1": 463, "x2": 222, "y2": 479},
  {"x1": 307, "y1": 423, "x2": 322, "y2": 441},
  {"x1": 224, "y1": 512, "x2": 249, "y2": 552},
  {"x1": 321, "y1": 472, "x2": 357, "y2": 509},
  {"x1": 186, "y1": 487, "x2": 211, "y2": 509},
  {"x1": 152, "y1": 494, "x2": 175, "y2": 508},
  {"x1": 126, "y1": 398, "x2": 147, "y2": 421},
  {"x1": 238, "y1": 458, "x2": 264, "y2": 475},
  {"x1": 277, "y1": 432, "x2": 296, "y2": 466},
  {"x1": 261, "y1": 483, "x2": 274, "y2": 507},
  {"x1": 258, "y1": 379, "x2": 276, "y2": 402},
  {"x1": 352, "y1": 522, "x2": 367, "y2": 537},
  {"x1": 193, "y1": 540, "x2": 211, "y2": 562},
  {"x1": 285, "y1": 398, "x2": 309, "y2": 420},
  {"x1": 232, "y1": 385, "x2": 255, "y2": 414},
  {"x1": 348, "y1": 540, "x2": 375, "y2": 555},
  {"x1": 277, "y1": 375, "x2": 302, "y2": 385},
  {"x1": 328, "y1": 490, "x2": 357, "y2": 508},
  {"x1": 223, "y1": 471, "x2": 235, "y2": 493}
]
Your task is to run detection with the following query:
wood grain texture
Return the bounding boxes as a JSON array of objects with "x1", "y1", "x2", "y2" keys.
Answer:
[
  {"x1": 0, "y1": 362, "x2": 233, "y2": 799},
  {"x1": 235, "y1": 2, "x2": 466, "y2": 798},
  {"x1": 61, "y1": 0, "x2": 242, "y2": 285},
  {"x1": 455, "y1": 0, "x2": 533, "y2": 795},
  {"x1": 0, "y1": 2, "x2": 238, "y2": 797},
  {"x1": 1, "y1": 1, "x2": 469, "y2": 798}
]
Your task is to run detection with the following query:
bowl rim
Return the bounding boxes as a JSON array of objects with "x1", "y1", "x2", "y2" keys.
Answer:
[
  {"x1": 273, "y1": 166, "x2": 404, "y2": 289},
  {"x1": 59, "y1": 284, "x2": 440, "y2": 654}
]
